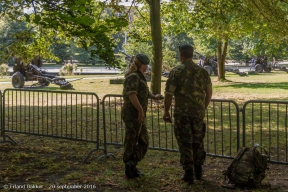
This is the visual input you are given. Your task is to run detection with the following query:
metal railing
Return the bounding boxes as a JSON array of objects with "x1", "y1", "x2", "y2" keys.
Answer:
[
  {"x1": 102, "y1": 95, "x2": 240, "y2": 159},
  {"x1": 2, "y1": 89, "x2": 104, "y2": 162},
  {"x1": 205, "y1": 99, "x2": 240, "y2": 158},
  {"x1": 243, "y1": 100, "x2": 288, "y2": 164},
  {"x1": 0, "y1": 90, "x2": 2, "y2": 138},
  {"x1": 0, "y1": 89, "x2": 287, "y2": 165}
]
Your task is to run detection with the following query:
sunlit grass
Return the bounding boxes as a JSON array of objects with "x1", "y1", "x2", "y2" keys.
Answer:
[{"x1": 1, "y1": 70, "x2": 288, "y2": 191}]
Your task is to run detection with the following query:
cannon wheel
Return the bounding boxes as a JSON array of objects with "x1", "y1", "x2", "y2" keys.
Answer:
[
  {"x1": 264, "y1": 67, "x2": 271, "y2": 72},
  {"x1": 213, "y1": 67, "x2": 218, "y2": 76},
  {"x1": 255, "y1": 64, "x2": 263, "y2": 73},
  {"x1": 203, "y1": 65, "x2": 213, "y2": 76},
  {"x1": 12, "y1": 72, "x2": 25, "y2": 88}
]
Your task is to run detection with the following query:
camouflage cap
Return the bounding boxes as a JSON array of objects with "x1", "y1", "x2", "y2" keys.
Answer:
[
  {"x1": 179, "y1": 44, "x2": 194, "y2": 51},
  {"x1": 136, "y1": 54, "x2": 150, "y2": 65}
]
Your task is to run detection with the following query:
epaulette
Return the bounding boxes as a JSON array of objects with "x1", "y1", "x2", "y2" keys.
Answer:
[{"x1": 125, "y1": 72, "x2": 139, "y2": 80}]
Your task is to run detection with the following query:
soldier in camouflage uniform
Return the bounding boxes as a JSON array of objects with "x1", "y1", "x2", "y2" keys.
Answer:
[
  {"x1": 163, "y1": 44, "x2": 212, "y2": 184},
  {"x1": 122, "y1": 54, "x2": 162, "y2": 179}
]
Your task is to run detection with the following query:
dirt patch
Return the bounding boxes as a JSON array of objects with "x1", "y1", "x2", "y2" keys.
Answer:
[{"x1": 0, "y1": 134, "x2": 288, "y2": 192}]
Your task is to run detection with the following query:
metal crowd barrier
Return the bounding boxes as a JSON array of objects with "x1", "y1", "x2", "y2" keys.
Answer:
[
  {"x1": 243, "y1": 100, "x2": 288, "y2": 165},
  {"x1": 1, "y1": 89, "x2": 287, "y2": 165},
  {"x1": 2, "y1": 89, "x2": 105, "y2": 162},
  {"x1": 205, "y1": 99, "x2": 240, "y2": 158},
  {"x1": 0, "y1": 90, "x2": 2, "y2": 138},
  {"x1": 102, "y1": 95, "x2": 240, "y2": 159}
]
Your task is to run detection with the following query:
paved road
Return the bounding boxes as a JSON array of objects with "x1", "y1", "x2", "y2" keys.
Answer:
[
  {"x1": 7, "y1": 62, "x2": 288, "y2": 75},
  {"x1": 8, "y1": 66, "x2": 121, "y2": 75}
]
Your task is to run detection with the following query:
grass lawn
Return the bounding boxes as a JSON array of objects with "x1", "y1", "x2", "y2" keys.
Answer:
[{"x1": 0, "y1": 70, "x2": 288, "y2": 191}]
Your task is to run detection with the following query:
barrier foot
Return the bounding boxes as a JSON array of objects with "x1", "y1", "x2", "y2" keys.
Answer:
[
  {"x1": 98, "y1": 153, "x2": 116, "y2": 161},
  {"x1": 83, "y1": 148, "x2": 116, "y2": 163},
  {"x1": 0, "y1": 135, "x2": 17, "y2": 145}
]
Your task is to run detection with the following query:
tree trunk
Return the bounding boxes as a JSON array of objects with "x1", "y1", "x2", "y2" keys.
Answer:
[
  {"x1": 217, "y1": 39, "x2": 228, "y2": 81},
  {"x1": 148, "y1": 0, "x2": 162, "y2": 94}
]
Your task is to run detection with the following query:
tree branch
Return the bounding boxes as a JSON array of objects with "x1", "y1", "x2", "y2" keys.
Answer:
[{"x1": 145, "y1": 0, "x2": 151, "y2": 5}]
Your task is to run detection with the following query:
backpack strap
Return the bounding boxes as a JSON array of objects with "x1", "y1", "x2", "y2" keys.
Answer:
[
  {"x1": 252, "y1": 146, "x2": 269, "y2": 158},
  {"x1": 222, "y1": 147, "x2": 249, "y2": 179},
  {"x1": 232, "y1": 147, "x2": 250, "y2": 170},
  {"x1": 252, "y1": 146, "x2": 269, "y2": 170},
  {"x1": 235, "y1": 147, "x2": 249, "y2": 160}
]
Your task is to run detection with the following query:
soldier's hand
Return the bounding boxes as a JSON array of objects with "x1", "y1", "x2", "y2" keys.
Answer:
[
  {"x1": 163, "y1": 112, "x2": 172, "y2": 123},
  {"x1": 154, "y1": 94, "x2": 163, "y2": 100},
  {"x1": 137, "y1": 110, "x2": 144, "y2": 123}
]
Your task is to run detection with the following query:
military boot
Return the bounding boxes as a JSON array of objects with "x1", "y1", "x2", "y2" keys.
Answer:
[
  {"x1": 125, "y1": 159, "x2": 137, "y2": 179},
  {"x1": 181, "y1": 169, "x2": 194, "y2": 184},
  {"x1": 194, "y1": 165, "x2": 203, "y2": 180}
]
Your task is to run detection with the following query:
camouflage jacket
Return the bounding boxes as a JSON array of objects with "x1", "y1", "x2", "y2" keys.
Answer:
[
  {"x1": 165, "y1": 60, "x2": 212, "y2": 119},
  {"x1": 122, "y1": 70, "x2": 149, "y2": 119}
]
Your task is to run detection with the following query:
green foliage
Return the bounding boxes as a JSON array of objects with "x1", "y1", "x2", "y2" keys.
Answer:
[
  {"x1": 123, "y1": 3, "x2": 151, "y2": 43},
  {"x1": 0, "y1": 16, "x2": 59, "y2": 64},
  {"x1": 228, "y1": 39, "x2": 250, "y2": 62},
  {"x1": 59, "y1": 63, "x2": 77, "y2": 76},
  {"x1": 160, "y1": 0, "x2": 288, "y2": 80},
  {"x1": 1, "y1": 0, "x2": 129, "y2": 66},
  {"x1": 0, "y1": 63, "x2": 9, "y2": 78},
  {"x1": 123, "y1": 39, "x2": 152, "y2": 58},
  {"x1": 162, "y1": 46, "x2": 179, "y2": 72}
]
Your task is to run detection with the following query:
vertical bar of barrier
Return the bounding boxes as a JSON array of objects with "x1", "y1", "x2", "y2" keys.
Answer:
[
  {"x1": 0, "y1": 89, "x2": 16, "y2": 144},
  {"x1": 0, "y1": 90, "x2": 2, "y2": 138}
]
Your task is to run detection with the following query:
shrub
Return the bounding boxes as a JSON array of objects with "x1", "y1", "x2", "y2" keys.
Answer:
[
  {"x1": 59, "y1": 63, "x2": 77, "y2": 76},
  {"x1": 0, "y1": 63, "x2": 9, "y2": 78}
]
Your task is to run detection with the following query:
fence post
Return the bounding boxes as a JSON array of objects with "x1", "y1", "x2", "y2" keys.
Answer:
[{"x1": 0, "y1": 89, "x2": 17, "y2": 144}]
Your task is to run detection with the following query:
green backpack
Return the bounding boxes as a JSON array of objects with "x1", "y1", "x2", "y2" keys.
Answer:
[{"x1": 222, "y1": 146, "x2": 269, "y2": 188}]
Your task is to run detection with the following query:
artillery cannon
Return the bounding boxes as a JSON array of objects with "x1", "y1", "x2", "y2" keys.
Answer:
[
  {"x1": 12, "y1": 60, "x2": 75, "y2": 89},
  {"x1": 254, "y1": 55, "x2": 271, "y2": 73},
  {"x1": 194, "y1": 51, "x2": 218, "y2": 76}
]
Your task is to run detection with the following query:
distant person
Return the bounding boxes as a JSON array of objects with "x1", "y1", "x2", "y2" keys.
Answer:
[
  {"x1": 273, "y1": 57, "x2": 278, "y2": 67},
  {"x1": 250, "y1": 57, "x2": 255, "y2": 70},
  {"x1": 198, "y1": 58, "x2": 204, "y2": 67},
  {"x1": 122, "y1": 54, "x2": 162, "y2": 179},
  {"x1": 163, "y1": 44, "x2": 212, "y2": 185},
  {"x1": 105, "y1": 63, "x2": 111, "y2": 70}
]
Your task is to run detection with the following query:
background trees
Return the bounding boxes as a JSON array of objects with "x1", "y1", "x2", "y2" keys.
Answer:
[
  {"x1": 158, "y1": 0, "x2": 288, "y2": 80},
  {"x1": 1, "y1": 0, "x2": 288, "y2": 91},
  {"x1": 1, "y1": 0, "x2": 129, "y2": 66}
]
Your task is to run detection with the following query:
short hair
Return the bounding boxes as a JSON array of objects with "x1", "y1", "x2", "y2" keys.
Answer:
[{"x1": 179, "y1": 44, "x2": 194, "y2": 58}]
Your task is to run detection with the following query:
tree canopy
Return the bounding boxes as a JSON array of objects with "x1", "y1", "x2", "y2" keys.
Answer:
[
  {"x1": 160, "y1": 0, "x2": 288, "y2": 80},
  {"x1": 0, "y1": 0, "x2": 130, "y2": 66},
  {"x1": 1, "y1": 0, "x2": 288, "y2": 86}
]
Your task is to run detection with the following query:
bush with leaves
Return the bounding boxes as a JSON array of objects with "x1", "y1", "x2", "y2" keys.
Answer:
[
  {"x1": 59, "y1": 63, "x2": 77, "y2": 76},
  {"x1": 0, "y1": 63, "x2": 9, "y2": 78}
]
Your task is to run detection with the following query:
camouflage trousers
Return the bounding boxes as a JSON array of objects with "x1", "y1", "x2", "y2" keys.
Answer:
[
  {"x1": 174, "y1": 115, "x2": 206, "y2": 170},
  {"x1": 122, "y1": 119, "x2": 149, "y2": 163}
]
